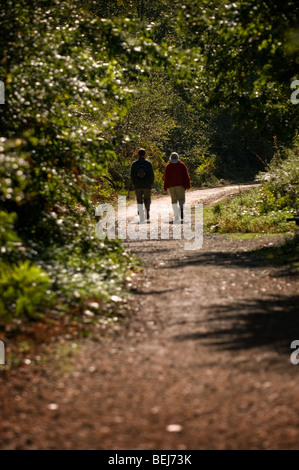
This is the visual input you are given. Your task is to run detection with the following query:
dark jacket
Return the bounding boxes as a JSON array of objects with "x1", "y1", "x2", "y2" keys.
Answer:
[
  {"x1": 163, "y1": 161, "x2": 191, "y2": 191},
  {"x1": 131, "y1": 158, "x2": 154, "y2": 189}
]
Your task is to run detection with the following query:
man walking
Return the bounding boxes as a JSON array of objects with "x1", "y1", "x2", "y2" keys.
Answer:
[
  {"x1": 130, "y1": 148, "x2": 154, "y2": 222},
  {"x1": 163, "y1": 152, "x2": 191, "y2": 222}
]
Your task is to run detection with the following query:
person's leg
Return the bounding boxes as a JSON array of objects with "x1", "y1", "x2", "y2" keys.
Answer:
[
  {"x1": 169, "y1": 187, "x2": 180, "y2": 222},
  {"x1": 135, "y1": 188, "x2": 145, "y2": 221},
  {"x1": 173, "y1": 204, "x2": 180, "y2": 222},
  {"x1": 135, "y1": 188, "x2": 143, "y2": 206},
  {"x1": 143, "y1": 188, "x2": 151, "y2": 220},
  {"x1": 177, "y1": 186, "x2": 186, "y2": 220},
  {"x1": 179, "y1": 200, "x2": 184, "y2": 220}
]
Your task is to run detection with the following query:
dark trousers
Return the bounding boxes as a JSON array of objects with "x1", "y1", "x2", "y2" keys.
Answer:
[{"x1": 135, "y1": 188, "x2": 151, "y2": 219}]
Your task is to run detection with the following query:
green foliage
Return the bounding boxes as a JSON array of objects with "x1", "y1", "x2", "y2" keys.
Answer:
[
  {"x1": 174, "y1": 0, "x2": 299, "y2": 173},
  {"x1": 39, "y1": 220, "x2": 139, "y2": 310},
  {"x1": 177, "y1": 1, "x2": 299, "y2": 125},
  {"x1": 0, "y1": 211, "x2": 20, "y2": 246},
  {"x1": 104, "y1": 74, "x2": 178, "y2": 190},
  {"x1": 0, "y1": 0, "x2": 168, "y2": 323},
  {"x1": 258, "y1": 146, "x2": 299, "y2": 213},
  {"x1": 205, "y1": 144, "x2": 299, "y2": 233},
  {"x1": 194, "y1": 154, "x2": 218, "y2": 186},
  {"x1": 205, "y1": 188, "x2": 295, "y2": 233},
  {"x1": 1, "y1": 0, "x2": 299, "y2": 325},
  {"x1": 0, "y1": 0, "x2": 172, "y2": 224},
  {"x1": 0, "y1": 261, "x2": 52, "y2": 322}
]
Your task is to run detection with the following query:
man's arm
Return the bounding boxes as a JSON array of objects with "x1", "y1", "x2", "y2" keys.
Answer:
[{"x1": 130, "y1": 163, "x2": 136, "y2": 187}]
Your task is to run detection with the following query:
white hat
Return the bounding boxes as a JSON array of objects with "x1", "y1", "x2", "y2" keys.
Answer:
[{"x1": 170, "y1": 152, "x2": 179, "y2": 163}]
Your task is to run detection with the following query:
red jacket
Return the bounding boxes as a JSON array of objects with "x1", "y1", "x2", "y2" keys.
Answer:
[{"x1": 163, "y1": 161, "x2": 191, "y2": 191}]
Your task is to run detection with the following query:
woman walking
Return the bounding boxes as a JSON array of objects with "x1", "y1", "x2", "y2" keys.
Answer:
[{"x1": 163, "y1": 152, "x2": 191, "y2": 223}]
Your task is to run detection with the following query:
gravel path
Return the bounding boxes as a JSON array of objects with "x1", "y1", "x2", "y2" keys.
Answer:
[{"x1": 1, "y1": 186, "x2": 299, "y2": 450}]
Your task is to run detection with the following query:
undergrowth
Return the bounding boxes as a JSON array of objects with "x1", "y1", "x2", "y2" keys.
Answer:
[{"x1": 204, "y1": 145, "x2": 299, "y2": 234}]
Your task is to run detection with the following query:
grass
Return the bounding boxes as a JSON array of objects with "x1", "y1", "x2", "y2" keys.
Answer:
[
  {"x1": 203, "y1": 180, "x2": 299, "y2": 272},
  {"x1": 204, "y1": 187, "x2": 296, "y2": 234}
]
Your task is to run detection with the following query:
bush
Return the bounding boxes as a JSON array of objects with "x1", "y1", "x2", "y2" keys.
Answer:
[
  {"x1": 0, "y1": 2, "x2": 166, "y2": 325},
  {"x1": 195, "y1": 154, "x2": 218, "y2": 186},
  {"x1": 205, "y1": 143, "x2": 299, "y2": 234},
  {"x1": 205, "y1": 188, "x2": 295, "y2": 233},
  {"x1": 0, "y1": 261, "x2": 53, "y2": 322},
  {"x1": 258, "y1": 146, "x2": 299, "y2": 214}
]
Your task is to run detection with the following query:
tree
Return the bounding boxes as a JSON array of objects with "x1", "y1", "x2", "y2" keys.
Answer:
[{"x1": 0, "y1": 0, "x2": 172, "y2": 320}]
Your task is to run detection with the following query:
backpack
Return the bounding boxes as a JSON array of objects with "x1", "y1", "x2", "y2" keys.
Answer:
[{"x1": 137, "y1": 163, "x2": 147, "y2": 179}]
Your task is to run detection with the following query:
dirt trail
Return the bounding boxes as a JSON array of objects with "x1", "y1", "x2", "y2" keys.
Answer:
[
  {"x1": 126, "y1": 184, "x2": 258, "y2": 219},
  {"x1": 1, "y1": 186, "x2": 299, "y2": 450}
]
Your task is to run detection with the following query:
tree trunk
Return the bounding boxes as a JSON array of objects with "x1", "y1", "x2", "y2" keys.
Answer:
[{"x1": 137, "y1": 0, "x2": 145, "y2": 21}]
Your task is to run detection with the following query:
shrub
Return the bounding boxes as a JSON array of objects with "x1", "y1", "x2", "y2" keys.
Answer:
[
  {"x1": 0, "y1": 261, "x2": 53, "y2": 322},
  {"x1": 205, "y1": 143, "x2": 299, "y2": 233},
  {"x1": 205, "y1": 188, "x2": 296, "y2": 234},
  {"x1": 259, "y1": 146, "x2": 299, "y2": 214},
  {"x1": 194, "y1": 154, "x2": 219, "y2": 186}
]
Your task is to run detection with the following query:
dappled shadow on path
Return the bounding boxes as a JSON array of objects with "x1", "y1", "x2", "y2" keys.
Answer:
[
  {"x1": 133, "y1": 287, "x2": 181, "y2": 296},
  {"x1": 173, "y1": 295, "x2": 299, "y2": 354},
  {"x1": 169, "y1": 249, "x2": 281, "y2": 271},
  {"x1": 124, "y1": 239, "x2": 175, "y2": 252}
]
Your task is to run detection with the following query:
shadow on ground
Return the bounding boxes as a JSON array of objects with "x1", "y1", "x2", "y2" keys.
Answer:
[
  {"x1": 169, "y1": 249, "x2": 280, "y2": 270},
  {"x1": 133, "y1": 288, "x2": 181, "y2": 296},
  {"x1": 174, "y1": 295, "x2": 299, "y2": 354}
]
